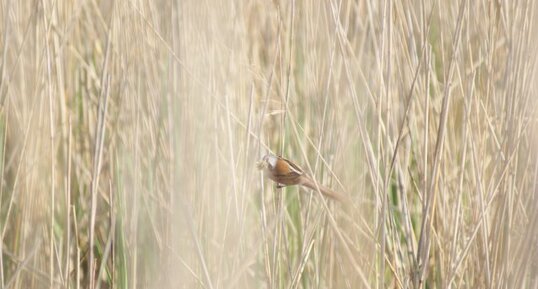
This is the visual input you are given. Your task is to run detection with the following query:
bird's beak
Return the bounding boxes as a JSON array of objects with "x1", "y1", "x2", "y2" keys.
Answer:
[{"x1": 257, "y1": 159, "x2": 267, "y2": 170}]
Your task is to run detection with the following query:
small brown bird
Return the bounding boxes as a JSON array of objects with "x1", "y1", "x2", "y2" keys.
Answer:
[{"x1": 257, "y1": 154, "x2": 345, "y2": 202}]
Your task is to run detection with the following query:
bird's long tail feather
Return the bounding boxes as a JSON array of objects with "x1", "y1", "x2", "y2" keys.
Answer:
[{"x1": 301, "y1": 177, "x2": 346, "y2": 202}]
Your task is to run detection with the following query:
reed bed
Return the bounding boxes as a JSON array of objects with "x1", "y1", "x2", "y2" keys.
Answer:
[{"x1": 0, "y1": 0, "x2": 537, "y2": 288}]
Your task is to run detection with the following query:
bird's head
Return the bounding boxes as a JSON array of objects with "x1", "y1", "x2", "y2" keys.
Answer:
[{"x1": 257, "y1": 154, "x2": 277, "y2": 170}]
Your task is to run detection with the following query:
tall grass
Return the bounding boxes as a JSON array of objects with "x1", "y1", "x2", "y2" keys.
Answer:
[{"x1": 0, "y1": 0, "x2": 537, "y2": 288}]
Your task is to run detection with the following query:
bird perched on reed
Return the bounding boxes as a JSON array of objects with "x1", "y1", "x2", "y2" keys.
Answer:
[{"x1": 257, "y1": 154, "x2": 345, "y2": 202}]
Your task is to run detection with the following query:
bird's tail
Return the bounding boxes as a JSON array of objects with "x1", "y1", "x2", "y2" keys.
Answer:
[{"x1": 301, "y1": 177, "x2": 346, "y2": 202}]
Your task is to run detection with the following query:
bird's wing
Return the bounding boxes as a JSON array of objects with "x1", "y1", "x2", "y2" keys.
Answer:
[{"x1": 281, "y1": 157, "x2": 304, "y2": 176}]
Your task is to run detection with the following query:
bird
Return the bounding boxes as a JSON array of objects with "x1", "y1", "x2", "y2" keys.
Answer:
[{"x1": 257, "y1": 154, "x2": 345, "y2": 202}]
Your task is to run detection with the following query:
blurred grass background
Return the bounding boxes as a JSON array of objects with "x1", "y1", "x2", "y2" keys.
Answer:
[{"x1": 0, "y1": 0, "x2": 537, "y2": 288}]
